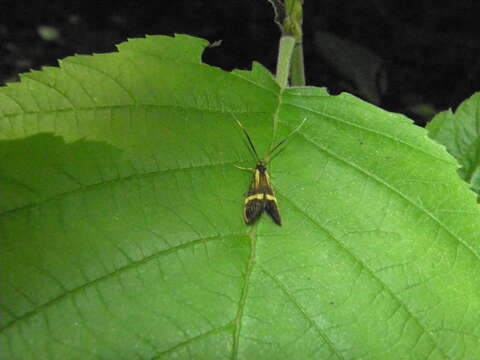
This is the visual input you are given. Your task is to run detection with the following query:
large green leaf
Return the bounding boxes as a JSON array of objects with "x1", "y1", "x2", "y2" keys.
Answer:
[
  {"x1": 1, "y1": 34, "x2": 480, "y2": 359},
  {"x1": 427, "y1": 92, "x2": 480, "y2": 197}
]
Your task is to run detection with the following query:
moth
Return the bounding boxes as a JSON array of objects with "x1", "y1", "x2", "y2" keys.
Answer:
[{"x1": 233, "y1": 115, "x2": 306, "y2": 226}]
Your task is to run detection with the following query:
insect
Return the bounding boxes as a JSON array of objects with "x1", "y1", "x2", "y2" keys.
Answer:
[{"x1": 232, "y1": 114, "x2": 306, "y2": 226}]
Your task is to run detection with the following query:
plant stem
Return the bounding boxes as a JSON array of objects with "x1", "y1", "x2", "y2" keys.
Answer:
[
  {"x1": 270, "y1": 0, "x2": 305, "y2": 144},
  {"x1": 275, "y1": 35, "x2": 296, "y2": 89},
  {"x1": 270, "y1": 0, "x2": 305, "y2": 87},
  {"x1": 290, "y1": 41, "x2": 305, "y2": 86}
]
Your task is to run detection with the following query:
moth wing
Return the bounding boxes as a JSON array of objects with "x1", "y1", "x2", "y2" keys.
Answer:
[
  {"x1": 244, "y1": 198, "x2": 265, "y2": 225},
  {"x1": 265, "y1": 199, "x2": 282, "y2": 226}
]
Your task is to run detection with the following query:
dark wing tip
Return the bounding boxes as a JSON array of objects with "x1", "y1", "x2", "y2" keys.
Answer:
[
  {"x1": 265, "y1": 200, "x2": 282, "y2": 226},
  {"x1": 244, "y1": 199, "x2": 265, "y2": 225}
]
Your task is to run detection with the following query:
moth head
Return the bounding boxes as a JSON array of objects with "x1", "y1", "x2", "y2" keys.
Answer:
[{"x1": 256, "y1": 162, "x2": 267, "y2": 173}]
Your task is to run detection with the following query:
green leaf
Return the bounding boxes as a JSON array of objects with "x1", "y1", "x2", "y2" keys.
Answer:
[
  {"x1": 427, "y1": 92, "x2": 480, "y2": 197},
  {"x1": 1, "y1": 34, "x2": 480, "y2": 359}
]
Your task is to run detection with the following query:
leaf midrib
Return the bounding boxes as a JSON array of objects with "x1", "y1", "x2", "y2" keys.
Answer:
[{"x1": 232, "y1": 226, "x2": 257, "y2": 360}]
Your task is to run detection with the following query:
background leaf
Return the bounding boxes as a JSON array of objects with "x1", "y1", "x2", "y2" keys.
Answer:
[
  {"x1": 314, "y1": 31, "x2": 386, "y2": 105},
  {"x1": 427, "y1": 92, "x2": 480, "y2": 197},
  {"x1": 1, "y1": 34, "x2": 480, "y2": 359}
]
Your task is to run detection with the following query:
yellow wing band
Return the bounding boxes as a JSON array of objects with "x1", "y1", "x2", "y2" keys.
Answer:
[{"x1": 245, "y1": 194, "x2": 277, "y2": 204}]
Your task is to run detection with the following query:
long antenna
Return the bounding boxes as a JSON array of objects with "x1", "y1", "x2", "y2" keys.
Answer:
[
  {"x1": 264, "y1": 116, "x2": 307, "y2": 163},
  {"x1": 231, "y1": 113, "x2": 260, "y2": 162}
]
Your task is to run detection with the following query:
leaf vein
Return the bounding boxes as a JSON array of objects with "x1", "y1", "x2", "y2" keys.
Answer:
[
  {"x1": 0, "y1": 103, "x2": 270, "y2": 120},
  {"x1": 282, "y1": 103, "x2": 453, "y2": 164},
  {"x1": 152, "y1": 323, "x2": 234, "y2": 360},
  {"x1": 64, "y1": 59, "x2": 137, "y2": 103},
  {"x1": 23, "y1": 75, "x2": 77, "y2": 110},
  {"x1": 0, "y1": 233, "x2": 237, "y2": 333},
  {"x1": 260, "y1": 266, "x2": 346, "y2": 360},
  {"x1": 277, "y1": 193, "x2": 449, "y2": 358},
  {"x1": 0, "y1": 159, "x2": 247, "y2": 217},
  {"x1": 292, "y1": 126, "x2": 480, "y2": 262}
]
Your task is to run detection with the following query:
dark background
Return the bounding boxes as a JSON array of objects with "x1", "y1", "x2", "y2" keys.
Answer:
[{"x1": 1, "y1": 1, "x2": 479, "y2": 125}]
